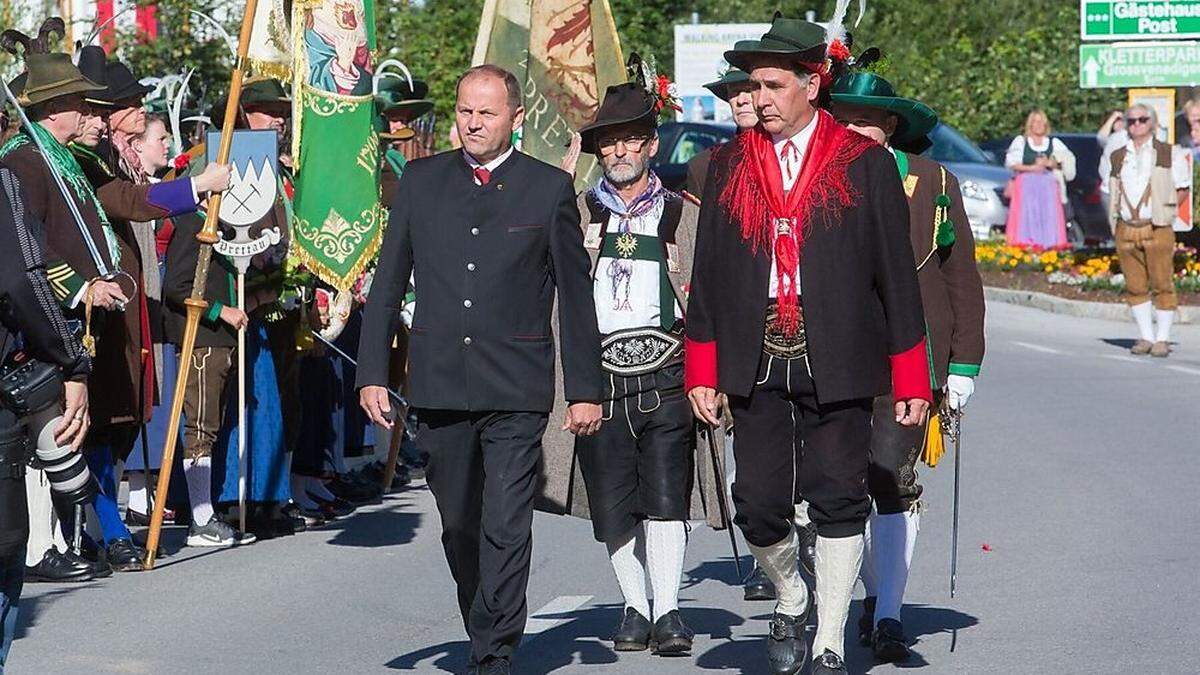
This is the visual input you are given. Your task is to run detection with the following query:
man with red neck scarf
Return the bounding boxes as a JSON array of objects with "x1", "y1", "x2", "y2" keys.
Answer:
[{"x1": 684, "y1": 16, "x2": 931, "y2": 675}]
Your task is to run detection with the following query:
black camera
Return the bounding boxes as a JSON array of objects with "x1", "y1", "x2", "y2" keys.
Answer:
[{"x1": 0, "y1": 352, "x2": 96, "y2": 504}]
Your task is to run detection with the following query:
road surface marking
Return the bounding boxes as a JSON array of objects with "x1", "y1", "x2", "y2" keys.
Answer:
[
  {"x1": 1103, "y1": 354, "x2": 1144, "y2": 364},
  {"x1": 524, "y1": 595, "x2": 593, "y2": 639},
  {"x1": 1013, "y1": 341, "x2": 1062, "y2": 355},
  {"x1": 1167, "y1": 365, "x2": 1200, "y2": 376}
]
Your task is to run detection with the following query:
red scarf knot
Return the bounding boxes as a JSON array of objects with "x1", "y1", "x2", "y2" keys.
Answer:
[{"x1": 717, "y1": 110, "x2": 876, "y2": 335}]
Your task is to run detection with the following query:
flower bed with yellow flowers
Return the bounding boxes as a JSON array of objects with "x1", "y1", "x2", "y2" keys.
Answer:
[{"x1": 975, "y1": 240, "x2": 1200, "y2": 303}]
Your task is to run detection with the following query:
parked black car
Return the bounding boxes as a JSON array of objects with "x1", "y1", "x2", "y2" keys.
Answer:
[
  {"x1": 979, "y1": 133, "x2": 1111, "y2": 246},
  {"x1": 651, "y1": 121, "x2": 735, "y2": 191}
]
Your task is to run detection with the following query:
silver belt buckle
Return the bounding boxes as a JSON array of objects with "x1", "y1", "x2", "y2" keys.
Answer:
[{"x1": 774, "y1": 217, "x2": 795, "y2": 236}]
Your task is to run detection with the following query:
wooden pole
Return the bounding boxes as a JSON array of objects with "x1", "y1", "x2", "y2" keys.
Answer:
[{"x1": 144, "y1": 0, "x2": 262, "y2": 569}]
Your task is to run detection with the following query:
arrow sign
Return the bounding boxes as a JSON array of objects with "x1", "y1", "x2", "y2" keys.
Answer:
[{"x1": 1083, "y1": 56, "x2": 1101, "y2": 87}]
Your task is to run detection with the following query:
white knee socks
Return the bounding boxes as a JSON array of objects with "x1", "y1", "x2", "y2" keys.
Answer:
[
  {"x1": 868, "y1": 511, "x2": 920, "y2": 623},
  {"x1": 1131, "y1": 302, "x2": 1155, "y2": 342},
  {"x1": 812, "y1": 534, "x2": 864, "y2": 660},
  {"x1": 127, "y1": 471, "x2": 148, "y2": 515},
  {"x1": 749, "y1": 531, "x2": 809, "y2": 617},
  {"x1": 606, "y1": 524, "x2": 650, "y2": 619},
  {"x1": 860, "y1": 515, "x2": 878, "y2": 597},
  {"x1": 184, "y1": 457, "x2": 214, "y2": 526},
  {"x1": 25, "y1": 470, "x2": 64, "y2": 565},
  {"x1": 645, "y1": 520, "x2": 687, "y2": 620},
  {"x1": 1155, "y1": 309, "x2": 1174, "y2": 343}
]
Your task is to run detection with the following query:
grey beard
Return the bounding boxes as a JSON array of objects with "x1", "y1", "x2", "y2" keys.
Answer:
[{"x1": 603, "y1": 161, "x2": 647, "y2": 187}]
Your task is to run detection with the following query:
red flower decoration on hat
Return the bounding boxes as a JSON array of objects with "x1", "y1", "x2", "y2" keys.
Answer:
[
  {"x1": 172, "y1": 154, "x2": 190, "y2": 172},
  {"x1": 828, "y1": 39, "x2": 850, "y2": 62}
]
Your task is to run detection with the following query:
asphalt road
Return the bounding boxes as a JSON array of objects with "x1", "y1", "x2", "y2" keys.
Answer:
[{"x1": 11, "y1": 301, "x2": 1200, "y2": 674}]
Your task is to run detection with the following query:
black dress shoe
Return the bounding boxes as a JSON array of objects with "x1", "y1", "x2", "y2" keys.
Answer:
[
  {"x1": 478, "y1": 656, "x2": 510, "y2": 675},
  {"x1": 744, "y1": 565, "x2": 777, "y2": 601},
  {"x1": 279, "y1": 503, "x2": 308, "y2": 533},
  {"x1": 328, "y1": 475, "x2": 382, "y2": 505},
  {"x1": 310, "y1": 494, "x2": 356, "y2": 518},
  {"x1": 651, "y1": 609, "x2": 694, "y2": 656},
  {"x1": 62, "y1": 548, "x2": 111, "y2": 578},
  {"x1": 25, "y1": 549, "x2": 95, "y2": 583},
  {"x1": 858, "y1": 595, "x2": 876, "y2": 646},
  {"x1": 766, "y1": 612, "x2": 807, "y2": 675},
  {"x1": 798, "y1": 522, "x2": 817, "y2": 577},
  {"x1": 811, "y1": 649, "x2": 849, "y2": 674},
  {"x1": 105, "y1": 539, "x2": 145, "y2": 572},
  {"x1": 872, "y1": 617, "x2": 912, "y2": 663},
  {"x1": 612, "y1": 607, "x2": 651, "y2": 651}
]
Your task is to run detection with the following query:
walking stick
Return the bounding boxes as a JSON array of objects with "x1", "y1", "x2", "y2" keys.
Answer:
[
  {"x1": 944, "y1": 407, "x2": 963, "y2": 598},
  {"x1": 144, "y1": 0, "x2": 261, "y2": 569},
  {"x1": 705, "y1": 423, "x2": 742, "y2": 579},
  {"x1": 237, "y1": 273, "x2": 247, "y2": 532}
]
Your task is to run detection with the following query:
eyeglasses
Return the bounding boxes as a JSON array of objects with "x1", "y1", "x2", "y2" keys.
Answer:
[
  {"x1": 1126, "y1": 116, "x2": 1152, "y2": 126},
  {"x1": 597, "y1": 135, "x2": 652, "y2": 155}
]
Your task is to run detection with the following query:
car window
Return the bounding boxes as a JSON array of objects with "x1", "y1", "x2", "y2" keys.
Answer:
[
  {"x1": 926, "y1": 124, "x2": 990, "y2": 164},
  {"x1": 670, "y1": 131, "x2": 723, "y2": 164}
]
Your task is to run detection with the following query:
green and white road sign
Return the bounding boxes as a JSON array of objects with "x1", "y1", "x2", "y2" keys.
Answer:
[
  {"x1": 1081, "y1": 1, "x2": 1200, "y2": 40},
  {"x1": 1080, "y1": 41, "x2": 1200, "y2": 87}
]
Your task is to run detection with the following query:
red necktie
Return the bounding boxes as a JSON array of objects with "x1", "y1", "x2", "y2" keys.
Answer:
[
  {"x1": 780, "y1": 141, "x2": 800, "y2": 182},
  {"x1": 474, "y1": 167, "x2": 491, "y2": 185}
]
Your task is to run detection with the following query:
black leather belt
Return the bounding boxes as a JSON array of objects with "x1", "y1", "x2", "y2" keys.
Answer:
[
  {"x1": 762, "y1": 303, "x2": 807, "y2": 360},
  {"x1": 600, "y1": 326, "x2": 684, "y2": 377}
]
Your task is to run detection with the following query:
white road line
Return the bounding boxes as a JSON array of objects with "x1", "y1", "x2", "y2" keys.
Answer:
[
  {"x1": 1103, "y1": 354, "x2": 1144, "y2": 364},
  {"x1": 523, "y1": 595, "x2": 593, "y2": 639},
  {"x1": 1012, "y1": 341, "x2": 1063, "y2": 355},
  {"x1": 1167, "y1": 365, "x2": 1200, "y2": 376}
]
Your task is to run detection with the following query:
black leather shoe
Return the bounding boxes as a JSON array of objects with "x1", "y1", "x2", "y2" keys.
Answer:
[
  {"x1": 811, "y1": 649, "x2": 849, "y2": 674},
  {"x1": 25, "y1": 549, "x2": 96, "y2": 583},
  {"x1": 279, "y1": 503, "x2": 309, "y2": 533},
  {"x1": 744, "y1": 565, "x2": 777, "y2": 601},
  {"x1": 612, "y1": 607, "x2": 651, "y2": 651},
  {"x1": 872, "y1": 617, "x2": 911, "y2": 663},
  {"x1": 798, "y1": 522, "x2": 817, "y2": 577},
  {"x1": 858, "y1": 595, "x2": 876, "y2": 646},
  {"x1": 62, "y1": 547, "x2": 111, "y2": 578},
  {"x1": 311, "y1": 494, "x2": 356, "y2": 518},
  {"x1": 766, "y1": 612, "x2": 807, "y2": 675},
  {"x1": 477, "y1": 656, "x2": 510, "y2": 675},
  {"x1": 105, "y1": 539, "x2": 145, "y2": 572},
  {"x1": 328, "y1": 475, "x2": 382, "y2": 505},
  {"x1": 651, "y1": 609, "x2": 694, "y2": 656}
]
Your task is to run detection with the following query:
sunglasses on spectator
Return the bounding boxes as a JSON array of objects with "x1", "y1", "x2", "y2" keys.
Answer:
[{"x1": 1126, "y1": 116, "x2": 1152, "y2": 125}]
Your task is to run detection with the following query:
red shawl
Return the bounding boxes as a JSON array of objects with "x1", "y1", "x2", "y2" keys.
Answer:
[{"x1": 718, "y1": 109, "x2": 875, "y2": 334}]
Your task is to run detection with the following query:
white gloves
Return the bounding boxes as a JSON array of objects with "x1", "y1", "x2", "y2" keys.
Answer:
[{"x1": 945, "y1": 374, "x2": 975, "y2": 411}]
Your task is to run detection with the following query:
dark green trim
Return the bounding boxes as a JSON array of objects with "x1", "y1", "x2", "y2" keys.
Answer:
[
  {"x1": 894, "y1": 149, "x2": 909, "y2": 181},
  {"x1": 204, "y1": 301, "x2": 224, "y2": 325},
  {"x1": 948, "y1": 362, "x2": 981, "y2": 377}
]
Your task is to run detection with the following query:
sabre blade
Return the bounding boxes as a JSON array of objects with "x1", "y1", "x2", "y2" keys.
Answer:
[{"x1": 949, "y1": 409, "x2": 962, "y2": 598}]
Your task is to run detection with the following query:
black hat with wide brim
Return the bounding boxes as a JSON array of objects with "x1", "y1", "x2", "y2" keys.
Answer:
[
  {"x1": 703, "y1": 68, "x2": 751, "y2": 102},
  {"x1": 723, "y1": 17, "x2": 828, "y2": 72},
  {"x1": 86, "y1": 60, "x2": 152, "y2": 107},
  {"x1": 829, "y1": 72, "x2": 938, "y2": 154},
  {"x1": 577, "y1": 83, "x2": 657, "y2": 155}
]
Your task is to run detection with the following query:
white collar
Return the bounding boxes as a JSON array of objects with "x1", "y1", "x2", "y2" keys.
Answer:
[
  {"x1": 1124, "y1": 137, "x2": 1154, "y2": 155},
  {"x1": 463, "y1": 146, "x2": 515, "y2": 173},
  {"x1": 772, "y1": 111, "x2": 819, "y2": 156}
]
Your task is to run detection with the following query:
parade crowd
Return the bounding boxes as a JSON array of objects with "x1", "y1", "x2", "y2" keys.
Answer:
[{"x1": 0, "y1": 7, "x2": 1190, "y2": 675}]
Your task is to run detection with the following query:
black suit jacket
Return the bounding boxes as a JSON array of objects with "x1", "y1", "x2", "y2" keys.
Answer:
[
  {"x1": 356, "y1": 149, "x2": 602, "y2": 412},
  {"x1": 686, "y1": 132, "x2": 930, "y2": 404}
]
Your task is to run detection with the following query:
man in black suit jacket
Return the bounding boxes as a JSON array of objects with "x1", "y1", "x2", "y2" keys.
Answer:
[{"x1": 356, "y1": 65, "x2": 602, "y2": 674}]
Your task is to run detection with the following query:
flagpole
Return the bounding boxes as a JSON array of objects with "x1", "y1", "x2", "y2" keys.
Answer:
[
  {"x1": 144, "y1": 0, "x2": 262, "y2": 569},
  {"x1": 237, "y1": 273, "x2": 247, "y2": 533}
]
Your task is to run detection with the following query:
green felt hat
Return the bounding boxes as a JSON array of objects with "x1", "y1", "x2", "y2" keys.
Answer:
[
  {"x1": 2, "y1": 19, "x2": 103, "y2": 107},
  {"x1": 703, "y1": 68, "x2": 750, "y2": 102},
  {"x1": 375, "y1": 77, "x2": 434, "y2": 121},
  {"x1": 723, "y1": 16, "x2": 828, "y2": 72},
  {"x1": 829, "y1": 71, "x2": 938, "y2": 154}
]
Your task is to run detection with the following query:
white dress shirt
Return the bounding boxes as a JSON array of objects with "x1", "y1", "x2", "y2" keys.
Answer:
[
  {"x1": 464, "y1": 146, "x2": 515, "y2": 184},
  {"x1": 767, "y1": 113, "x2": 818, "y2": 298},
  {"x1": 1116, "y1": 139, "x2": 1190, "y2": 221}
]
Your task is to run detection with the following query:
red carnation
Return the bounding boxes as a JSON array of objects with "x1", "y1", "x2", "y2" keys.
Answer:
[
  {"x1": 828, "y1": 39, "x2": 850, "y2": 61},
  {"x1": 172, "y1": 154, "x2": 190, "y2": 171}
]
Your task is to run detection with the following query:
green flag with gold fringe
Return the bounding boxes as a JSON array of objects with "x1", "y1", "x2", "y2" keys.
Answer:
[{"x1": 289, "y1": 0, "x2": 382, "y2": 291}]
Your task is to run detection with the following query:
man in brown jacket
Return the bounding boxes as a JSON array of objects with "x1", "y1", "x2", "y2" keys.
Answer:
[{"x1": 830, "y1": 70, "x2": 985, "y2": 662}]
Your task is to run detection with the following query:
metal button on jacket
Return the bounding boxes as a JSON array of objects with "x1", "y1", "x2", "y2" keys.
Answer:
[
  {"x1": 467, "y1": 263, "x2": 476, "y2": 271},
  {"x1": 463, "y1": 299, "x2": 473, "y2": 308},
  {"x1": 471, "y1": 227, "x2": 480, "y2": 236},
  {"x1": 463, "y1": 336, "x2": 472, "y2": 345}
]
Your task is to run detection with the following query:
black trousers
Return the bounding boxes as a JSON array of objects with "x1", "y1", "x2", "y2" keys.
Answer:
[
  {"x1": 729, "y1": 353, "x2": 872, "y2": 545},
  {"x1": 417, "y1": 408, "x2": 548, "y2": 664},
  {"x1": 576, "y1": 365, "x2": 694, "y2": 543},
  {"x1": 867, "y1": 392, "x2": 928, "y2": 515}
]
